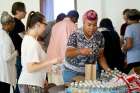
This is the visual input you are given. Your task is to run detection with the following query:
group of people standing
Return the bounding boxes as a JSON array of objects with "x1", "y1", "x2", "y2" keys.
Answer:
[
  {"x1": 0, "y1": 2, "x2": 26, "y2": 93},
  {"x1": 0, "y1": 2, "x2": 59, "y2": 93},
  {"x1": 0, "y1": 1, "x2": 140, "y2": 93},
  {"x1": 121, "y1": 9, "x2": 140, "y2": 74}
]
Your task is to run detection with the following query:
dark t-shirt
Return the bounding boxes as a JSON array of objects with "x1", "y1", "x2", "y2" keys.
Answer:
[
  {"x1": 9, "y1": 18, "x2": 25, "y2": 56},
  {"x1": 120, "y1": 23, "x2": 128, "y2": 36}
]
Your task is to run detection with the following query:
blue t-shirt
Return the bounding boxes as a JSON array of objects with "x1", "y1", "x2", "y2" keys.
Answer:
[
  {"x1": 64, "y1": 28, "x2": 104, "y2": 73},
  {"x1": 124, "y1": 23, "x2": 140, "y2": 64}
]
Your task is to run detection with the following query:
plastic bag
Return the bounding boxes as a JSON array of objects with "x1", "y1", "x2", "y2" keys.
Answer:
[{"x1": 48, "y1": 64, "x2": 64, "y2": 85}]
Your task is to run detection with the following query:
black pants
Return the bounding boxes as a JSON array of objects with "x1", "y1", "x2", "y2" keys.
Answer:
[
  {"x1": 0, "y1": 81, "x2": 10, "y2": 93},
  {"x1": 125, "y1": 62, "x2": 140, "y2": 74}
]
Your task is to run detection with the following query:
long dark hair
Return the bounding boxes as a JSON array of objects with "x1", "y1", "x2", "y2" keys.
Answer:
[
  {"x1": 26, "y1": 11, "x2": 45, "y2": 30},
  {"x1": 99, "y1": 18, "x2": 115, "y2": 31}
]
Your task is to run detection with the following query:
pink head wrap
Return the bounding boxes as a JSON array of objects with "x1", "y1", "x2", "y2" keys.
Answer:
[{"x1": 83, "y1": 10, "x2": 98, "y2": 22}]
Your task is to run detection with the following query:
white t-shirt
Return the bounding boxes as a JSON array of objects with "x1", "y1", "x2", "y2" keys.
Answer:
[
  {"x1": 0, "y1": 29, "x2": 17, "y2": 86},
  {"x1": 18, "y1": 35, "x2": 47, "y2": 88}
]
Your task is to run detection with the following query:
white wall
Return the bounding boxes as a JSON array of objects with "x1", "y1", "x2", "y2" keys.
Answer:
[
  {"x1": 77, "y1": 0, "x2": 102, "y2": 28},
  {"x1": 0, "y1": 0, "x2": 40, "y2": 27},
  {"x1": 0, "y1": 0, "x2": 140, "y2": 34},
  {"x1": 54, "y1": 0, "x2": 75, "y2": 19},
  {"x1": 103, "y1": 0, "x2": 140, "y2": 33},
  {"x1": 77, "y1": 0, "x2": 140, "y2": 34}
]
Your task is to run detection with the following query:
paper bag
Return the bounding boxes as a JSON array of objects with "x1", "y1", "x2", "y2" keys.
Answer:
[
  {"x1": 85, "y1": 64, "x2": 92, "y2": 80},
  {"x1": 92, "y1": 64, "x2": 96, "y2": 80},
  {"x1": 85, "y1": 64, "x2": 96, "y2": 80}
]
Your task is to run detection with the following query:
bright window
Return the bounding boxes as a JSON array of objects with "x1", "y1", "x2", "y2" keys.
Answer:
[
  {"x1": 53, "y1": 0, "x2": 75, "y2": 20},
  {"x1": 40, "y1": 0, "x2": 76, "y2": 21}
]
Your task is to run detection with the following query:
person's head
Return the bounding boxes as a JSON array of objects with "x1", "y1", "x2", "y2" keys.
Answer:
[
  {"x1": 67, "y1": 10, "x2": 79, "y2": 23},
  {"x1": 82, "y1": 9, "x2": 98, "y2": 38},
  {"x1": 56, "y1": 13, "x2": 66, "y2": 23},
  {"x1": 26, "y1": 11, "x2": 47, "y2": 36},
  {"x1": 125, "y1": 9, "x2": 140, "y2": 24},
  {"x1": 1, "y1": 11, "x2": 15, "y2": 32},
  {"x1": 122, "y1": 9, "x2": 130, "y2": 22},
  {"x1": 11, "y1": 2, "x2": 26, "y2": 19},
  {"x1": 99, "y1": 18, "x2": 115, "y2": 31}
]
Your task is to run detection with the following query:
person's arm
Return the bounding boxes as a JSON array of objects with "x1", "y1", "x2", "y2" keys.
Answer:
[
  {"x1": 98, "y1": 48, "x2": 111, "y2": 71},
  {"x1": 65, "y1": 48, "x2": 80, "y2": 57},
  {"x1": 120, "y1": 35, "x2": 124, "y2": 47},
  {"x1": 98, "y1": 35, "x2": 111, "y2": 71},
  {"x1": 27, "y1": 58, "x2": 60, "y2": 73},
  {"x1": 122, "y1": 37, "x2": 133, "y2": 51},
  {"x1": 66, "y1": 47, "x2": 93, "y2": 58},
  {"x1": 65, "y1": 32, "x2": 78, "y2": 57},
  {"x1": 25, "y1": 40, "x2": 61, "y2": 73},
  {"x1": 123, "y1": 26, "x2": 133, "y2": 51}
]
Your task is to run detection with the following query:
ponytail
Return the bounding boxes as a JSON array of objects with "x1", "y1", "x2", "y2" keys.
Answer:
[
  {"x1": 26, "y1": 11, "x2": 35, "y2": 30},
  {"x1": 26, "y1": 11, "x2": 45, "y2": 30}
]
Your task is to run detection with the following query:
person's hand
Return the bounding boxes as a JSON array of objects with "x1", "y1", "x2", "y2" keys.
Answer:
[
  {"x1": 79, "y1": 48, "x2": 93, "y2": 56},
  {"x1": 47, "y1": 65, "x2": 52, "y2": 73},
  {"x1": 50, "y1": 58, "x2": 58, "y2": 64},
  {"x1": 57, "y1": 57, "x2": 63, "y2": 64},
  {"x1": 50, "y1": 57, "x2": 63, "y2": 65},
  {"x1": 121, "y1": 44, "x2": 127, "y2": 52},
  {"x1": 121, "y1": 39, "x2": 127, "y2": 52},
  {"x1": 98, "y1": 48, "x2": 104, "y2": 57}
]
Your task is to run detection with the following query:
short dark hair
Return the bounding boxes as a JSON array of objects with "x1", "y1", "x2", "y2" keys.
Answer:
[
  {"x1": 123, "y1": 9, "x2": 130, "y2": 15},
  {"x1": 56, "y1": 13, "x2": 66, "y2": 23},
  {"x1": 126, "y1": 9, "x2": 140, "y2": 21},
  {"x1": 67, "y1": 10, "x2": 79, "y2": 18},
  {"x1": 11, "y1": 2, "x2": 26, "y2": 15}
]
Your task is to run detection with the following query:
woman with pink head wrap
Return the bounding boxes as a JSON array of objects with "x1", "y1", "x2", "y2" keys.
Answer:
[
  {"x1": 63, "y1": 10, "x2": 110, "y2": 83},
  {"x1": 83, "y1": 9, "x2": 98, "y2": 22},
  {"x1": 82, "y1": 9, "x2": 98, "y2": 39}
]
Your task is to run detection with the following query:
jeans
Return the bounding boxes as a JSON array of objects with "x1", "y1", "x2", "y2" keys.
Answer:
[
  {"x1": 15, "y1": 56, "x2": 22, "y2": 93},
  {"x1": 63, "y1": 69, "x2": 84, "y2": 83}
]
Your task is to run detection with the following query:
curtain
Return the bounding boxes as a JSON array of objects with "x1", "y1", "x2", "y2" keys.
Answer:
[{"x1": 40, "y1": 0, "x2": 54, "y2": 21}]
